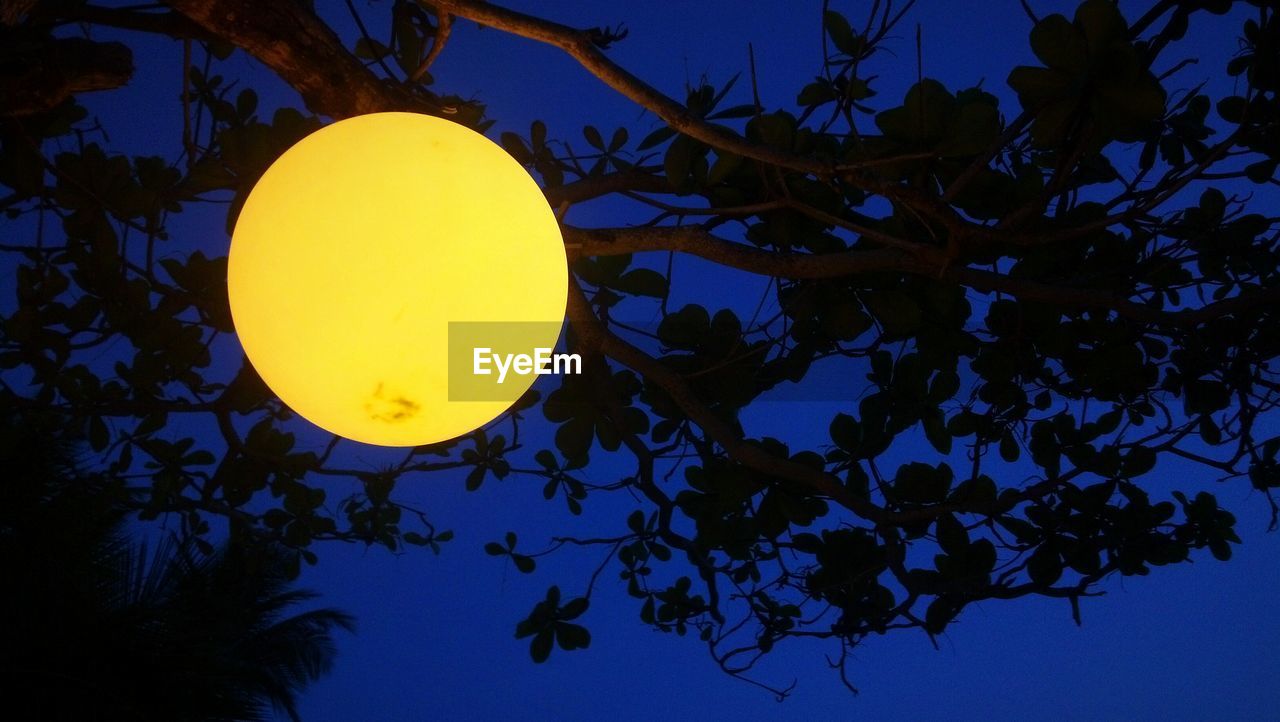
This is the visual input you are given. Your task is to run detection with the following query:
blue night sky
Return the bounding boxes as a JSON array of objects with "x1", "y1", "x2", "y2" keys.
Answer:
[{"x1": 64, "y1": 1, "x2": 1280, "y2": 719}]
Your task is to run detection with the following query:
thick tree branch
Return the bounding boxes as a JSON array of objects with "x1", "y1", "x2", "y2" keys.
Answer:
[
  {"x1": 544, "y1": 168, "x2": 669, "y2": 206},
  {"x1": 37, "y1": 4, "x2": 212, "y2": 40},
  {"x1": 564, "y1": 225, "x2": 917, "y2": 277},
  {"x1": 567, "y1": 225, "x2": 1280, "y2": 327},
  {"x1": 0, "y1": 35, "x2": 132, "y2": 116},
  {"x1": 162, "y1": 0, "x2": 428, "y2": 118}
]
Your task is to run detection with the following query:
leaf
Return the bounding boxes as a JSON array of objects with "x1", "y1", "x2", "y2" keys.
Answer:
[
  {"x1": 923, "y1": 412, "x2": 952, "y2": 454},
  {"x1": 530, "y1": 629, "x2": 554, "y2": 662},
  {"x1": 925, "y1": 596, "x2": 959, "y2": 634},
  {"x1": 560, "y1": 597, "x2": 589, "y2": 619},
  {"x1": 1245, "y1": 160, "x2": 1277, "y2": 184},
  {"x1": 999, "y1": 431, "x2": 1020, "y2": 462},
  {"x1": 1209, "y1": 539, "x2": 1232, "y2": 561},
  {"x1": 613, "y1": 268, "x2": 668, "y2": 297},
  {"x1": 1122, "y1": 446, "x2": 1157, "y2": 477},
  {"x1": 1075, "y1": 0, "x2": 1128, "y2": 52},
  {"x1": 1028, "y1": 98, "x2": 1078, "y2": 148},
  {"x1": 663, "y1": 135, "x2": 697, "y2": 189},
  {"x1": 820, "y1": 300, "x2": 871, "y2": 341},
  {"x1": 1217, "y1": 96, "x2": 1247, "y2": 123},
  {"x1": 637, "y1": 126, "x2": 676, "y2": 151},
  {"x1": 797, "y1": 80, "x2": 836, "y2": 107},
  {"x1": 609, "y1": 127, "x2": 628, "y2": 152},
  {"x1": 184, "y1": 450, "x2": 215, "y2": 466},
  {"x1": 87, "y1": 415, "x2": 109, "y2": 452},
  {"x1": 937, "y1": 100, "x2": 1000, "y2": 156},
  {"x1": 1199, "y1": 415, "x2": 1223, "y2": 446},
  {"x1": 657, "y1": 304, "x2": 710, "y2": 349},
  {"x1": 465, "y1": 465, "x2": 486, "y2": 491},
  {"x1": 555, "y1": 417, "x2": 594, "y2": 458},
  {"x1": 829, "y1": 413, "x2": 860, "y2": 452},
  {"x1": 535, "y1": 449, "x2": 558, "y2": 469},
  {"x1": 862, "y1": 290, "x2": 922, "y2": 336},
  {"x1": 1027, "y1": 545, "x2": 1063, "y2": 586},
  {"x1": 353, "y1": 37, "x2": 391, "y2": 60},
  {"x1": 749, "y1": 112, "x2": 795, "y2": 148},
  {"x1": 1030, "y1": 14, "x2": 1088, "y2": 73},
  {"x1": 235, "y1": 89, "x2": 258, "y2": 119},
  {"x1": 875, "y1": 80, "x2": 957, "y2": 146},
  {"x1": 500, "y1": 132, "x2": 533, "y2": 164},
  {"x1": 824, "y1": 10, "x2": 860, "y2": 56},
  {"x1": 929, "y1": 370, "x2": 961, "y2": 402},
  {"x1": 530, "y1": 120, "x2": 547, "y2": 148},
  {"x1": 555, "y1": 622, "x2": 591, "y2": 651},
  {"x1": 707, "y1": 104, "x2": 758, "y2": 120},
  {"x1": 707, "y1": 151, "x2": 744, "y2": 184},
  {"x1": 894, "y1": 462, "x2": 953, "y2": 504},
  {"x1": 936, "y1": 513, "x2": 970, "y2": 554},
  {"x1": 1007, "y1": 66, "x2": 1073, "y2": 107}
]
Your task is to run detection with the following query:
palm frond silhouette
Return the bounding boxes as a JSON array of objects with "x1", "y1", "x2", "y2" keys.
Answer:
[{"x1": 0, "y1": 414, "x2": 354, "y2": 722}]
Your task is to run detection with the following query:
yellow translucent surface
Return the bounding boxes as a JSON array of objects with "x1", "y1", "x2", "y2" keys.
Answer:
[{"x1": 228, "y1": 112, "x2": 566, "y2": 446}]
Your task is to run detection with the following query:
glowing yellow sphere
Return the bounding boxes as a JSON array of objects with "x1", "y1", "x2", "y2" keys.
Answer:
[{"x1": 228, "y1": 112, "x2": 567, "y2": 446}]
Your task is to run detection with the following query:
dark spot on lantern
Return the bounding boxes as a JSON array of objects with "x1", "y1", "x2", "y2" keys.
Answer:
[{"x1": 365, "y1": 382, "x2": 420, "y2": 423}]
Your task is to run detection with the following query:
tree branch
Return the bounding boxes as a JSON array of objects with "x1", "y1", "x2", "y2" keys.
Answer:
[
  {"x1": 564, "y1": 225, "x2": 916, "y2": 277},
  {"x1": 38, "y1": 4, "x2": 212, "y2": 40},
  {"x1": 566, "y1": 225, "x2": 1280, "y2": 328},
  {"x1": 0, "y1": 36, "x2": 133, "y2": 117},
  {"x1": 162, "y1": 0, "x2": 429, "y2": 118},
  {"x1": 544, "y1": 168, "x2": 669, "y2": 206},
  {"x1": 428, "y1": 0, "x2": 834, "y2": 177},
  {"x1": 566, "y1": 275, "x2": 891, "y2": 523}
]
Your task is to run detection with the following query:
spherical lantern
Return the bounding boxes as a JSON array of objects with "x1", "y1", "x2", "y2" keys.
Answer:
[{"x1": 228, "y1": 112, "x2": 567, "y2": 446}]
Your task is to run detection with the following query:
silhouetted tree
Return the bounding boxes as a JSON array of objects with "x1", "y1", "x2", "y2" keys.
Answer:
[
  {"x1": 0, "y1": 415, "x2": 354, "y2": 721},
  {"x1": 2, "y1": 0, "x2": 1278, "y2": 695}
]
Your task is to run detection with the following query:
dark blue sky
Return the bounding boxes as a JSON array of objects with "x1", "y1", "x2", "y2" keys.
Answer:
[{"x1": 65, "y1": 1, "x2": 1280, "y2": 719}]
